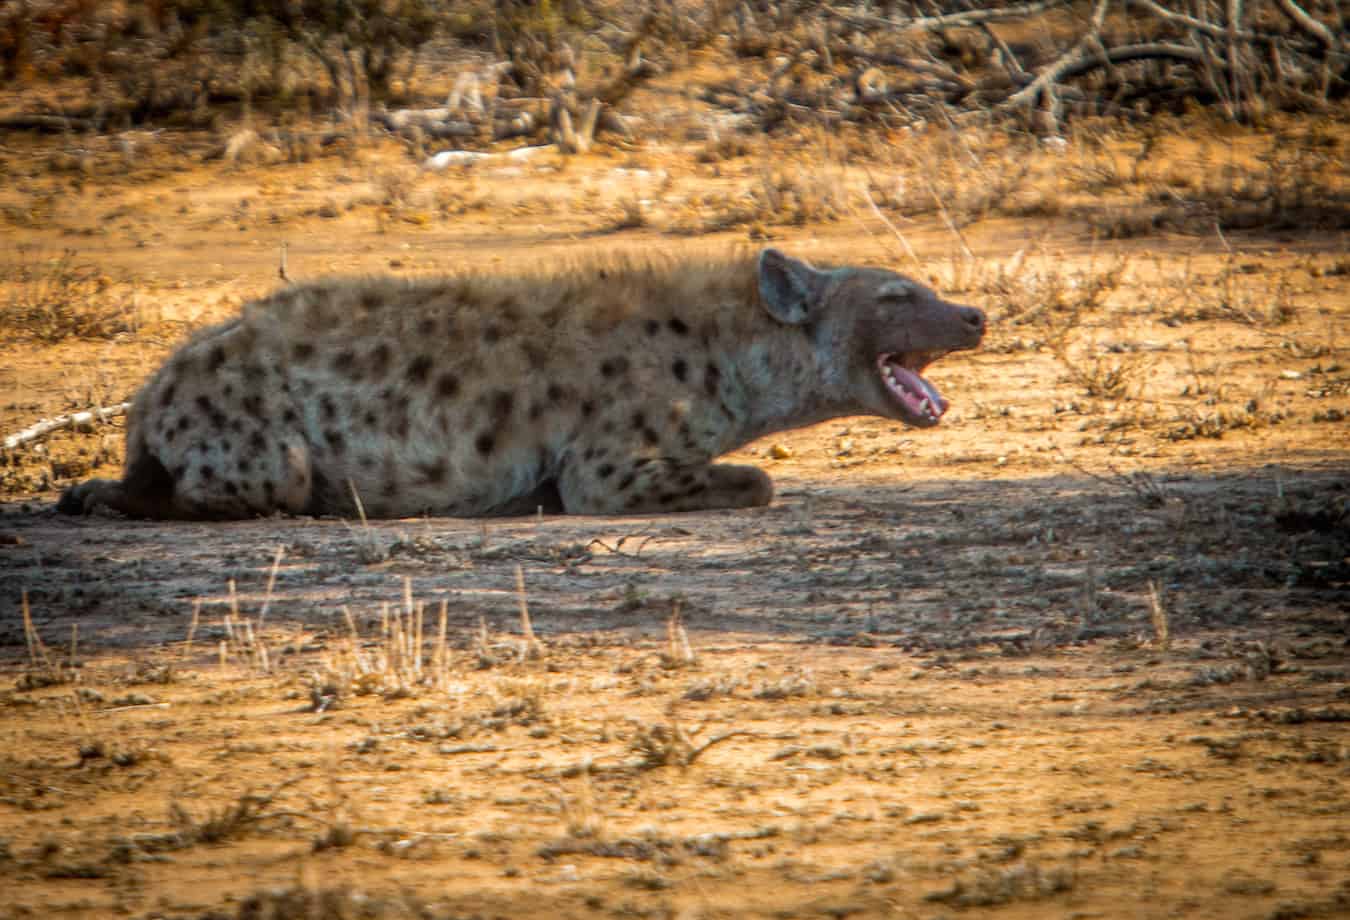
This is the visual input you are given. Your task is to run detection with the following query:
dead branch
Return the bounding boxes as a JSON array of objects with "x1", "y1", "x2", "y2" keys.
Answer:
[
  {"x1": 3, "y1": 403, "x2": 132, "y2": 452},
  {"x1": 823, "y1": 1, "x2": 1072, "y2": 32},
  {"x1": 1125, "y1": 0, "x2": 1261, "y2": 44},
  {"x1": 1002, "y1": 0, "x2": 1112, "y2": 116},
  {"x1": 0, "y1": 114, "x2": 96, "y2": 133},
  {"x1": 1275, "y1": 0, "x2": 1338, "y2": 50}
]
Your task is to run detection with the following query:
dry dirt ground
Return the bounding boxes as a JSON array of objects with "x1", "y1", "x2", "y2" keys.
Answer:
[{"x1": 0, "y1": 103, "x2": 1347, "y2": 919}]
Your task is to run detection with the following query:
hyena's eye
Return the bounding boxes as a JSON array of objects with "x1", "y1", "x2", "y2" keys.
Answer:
[{"x1": 876, "y1": 280, "x2": 915, "y2": 303}]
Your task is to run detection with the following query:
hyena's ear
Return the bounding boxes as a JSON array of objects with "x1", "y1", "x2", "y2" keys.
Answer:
[{"x1": 757, "y1": 249, "x2": 829, "y2": 325}]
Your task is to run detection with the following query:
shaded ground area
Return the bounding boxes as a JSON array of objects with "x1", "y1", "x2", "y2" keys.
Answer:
[{"x1": 0, "y1": 460, "x2": 1347, "y2": 920}]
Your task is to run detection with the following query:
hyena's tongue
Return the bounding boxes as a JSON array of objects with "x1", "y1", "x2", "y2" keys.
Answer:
[{"x1": 880, "y1": 356, "x2": 948, "y2": 423}]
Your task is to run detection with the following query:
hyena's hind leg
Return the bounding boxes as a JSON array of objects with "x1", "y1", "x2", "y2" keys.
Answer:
[
  {"x1": 560, "y1": 459, "x2": 773, "y2": 514},
  {"x1": 57, "y1": 441, "x2": 181, "y2": 519},
  {"x1": 58, "y1": 436, "x2": 316, "y2": 520}
]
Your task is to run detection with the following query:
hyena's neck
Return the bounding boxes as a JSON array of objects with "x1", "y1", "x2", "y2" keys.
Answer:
[{"x1": 716, "y1": 323, "x2": 853, "y2": 450}]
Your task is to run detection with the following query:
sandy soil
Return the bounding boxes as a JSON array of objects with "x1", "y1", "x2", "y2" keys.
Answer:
[{"x1": 0, "y1": 101, "x2": 1347, "y2": 919}]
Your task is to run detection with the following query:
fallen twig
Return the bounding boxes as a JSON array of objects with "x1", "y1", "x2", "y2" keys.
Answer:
[{"x1": 3, "y1": 403, "x2": 132, "y2": 451}]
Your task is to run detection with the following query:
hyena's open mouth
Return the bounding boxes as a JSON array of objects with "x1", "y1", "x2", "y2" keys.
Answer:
[{"x1": 877, "y1": 351, "x2": 949, "y2": 427}]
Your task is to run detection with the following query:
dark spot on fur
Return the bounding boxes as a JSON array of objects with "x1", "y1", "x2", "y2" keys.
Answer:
[
  {"x1": 679, "y1": 472, "x2": 698, "y2": 487},
  {"x1": 597, "y1": 463, "x2": 615, "y2": 479},
  {"x1": 632, "y1": 411, "x2": 646, "y2": 429},
  {"x1": 320, "y1": 395, "x2": 337, "y2": 422},
  {"x1": 581, "y1": 401, "x2": 595, "y2": 418},
  {"x1": 668, "y1": 317, "x2": 689, "y2": 335},
  {"x1": 263, "y1": 480, "x2": 275, "y2": 502},
  {"x1": 249, "y1": 431, "x2": 266, "y2": 452},
  {"x1": 490, "y1": 390, "x2": 515, "y2": 422},
  {"x1": 195, "y1": 395, "x2": 227, "y2": 430},
  {"x1": 363, "y1": 410, "x2": 377, "y2": 429},
  {"x1": 165, "y1": 428, "x2": 177, "y2": 444},
  {"x1": 407, "y1": 355, "x2": 433, "y2": 384},
  {"x1": 292, "y1": 342, "x2": 315, "y2": 362},
  {"x1": 417, "y1": 317, "x2": 435, "y2": 337},
  {"x1": 658, "y1": 492, "x2": 677, "y2": 505},
  {"x1": 522, "y1": 340, "x2": 549, "y2": 366},
  {"x1": 601, "y1": 420, "x2": 615, "y2": 435},
  {"x1": 239, "y1": 459, "x2": 251, "y2": 475},
  {"x1": 418, "y1": 460, "x2": 448, "y2": 484},
  {"x1": 704, "y1": 362, "x2": 721, "y2": 397},
  {"x1": 208, "y1": 345, "x2": 226, "y2": 372},
  {"x1": 201, "y1": 465, "x2": 215, "y2": 481},
  {"x1": 224, "y1": 481, "x2": 239, "y2": 496},
  {"x1": 645, "y1": 319, "x2": 660, "y2": 335},
  {"x1": 617, "y1": 473, "x2": 635, "y2": 492},
  {"x1": 158, "y1": 384, "x2": 175, "y2": 407},
  {"x1": 282, "y1": 408, "x2": 297, "y2": 425},
  {"x1": 230, "y1": 419, "x2": 244, "y2": 434},
  {"x1": 242, "y1": 395, "x2": 263, "y2": 419},
  {"x1": 672, "y1": 358, "x2": 688, "y2": 382},
  {"x1": 325, "y1": 429, "x2": 345, "y2": 453},
  {"x1": 359, "y1": 456, "x2": 375, "y2": 470},
  {"x1": 529, "y1": 402, "x2": 544, "y2": 421},
  {"x1": 436, "y1": 373, "x2": 460, "y2": 399},
  {"x1": 332, "y1": 349, "x2": 360, "y2": 380},
  {"x1": 642, "y1": 427, "x2": 660, "y2": 446},
  {"x1": 600, "y1": 356, "x2": 630, "y2": 378},
  {"x1": 547, "y1": 383, "x2": 564, "y2": 404},
  {"x1": 222, "y1": 384, "x2": 234, "y2": 398},
  {"x1": 483, "y1": 324, "x2": 501, "y2": 344},
  {"x1": 476, "y1": 432, "x2": 495, "y2": 456},
  {"x1": 369, "y1": 342, "x2": 392, "y2": 378},
  {"x1": 177, "y1": 416, "x2": 190, "y2": 431},
  {"x1": 360, "y1": 289, "x2": 382, "y2": 311}
]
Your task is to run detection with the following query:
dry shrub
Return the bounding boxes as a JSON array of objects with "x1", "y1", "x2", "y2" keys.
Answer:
[
  {"x1": 689, "y1": 165, "x2": 848, "y2": 234},
  {"x1": 1050, "y1": 335, "x2": 1147, "y2": 400},
  {"x1": 1081, "y1": 124, "x2": 1349, "y2": 237},
  {"x1": 981, "y1": 251, "x2": 1130, "y2": 328},
  {"x1": 0, "y1": 249, "x2": 136, "y2": 344},
  {"x1": 869, "y1": 129, "x2": 1040, "y2": 227}
]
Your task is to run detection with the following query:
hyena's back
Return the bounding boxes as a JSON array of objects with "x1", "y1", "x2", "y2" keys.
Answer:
[{"x1": 60, "y1": 263, "x2": 763, "y2": 520}]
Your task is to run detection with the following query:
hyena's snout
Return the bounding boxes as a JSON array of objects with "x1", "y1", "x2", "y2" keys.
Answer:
[
  {"x1": 951, "y1": 303, "x2": 986, "y2": 347},
  {"x1": 919, "y1": 299, "x2": 986, "y2": 353}
]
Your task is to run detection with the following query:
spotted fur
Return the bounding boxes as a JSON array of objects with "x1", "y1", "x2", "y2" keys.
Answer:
[{"x1": 58, "y1": 249, "x2": 985, "y2": 519}]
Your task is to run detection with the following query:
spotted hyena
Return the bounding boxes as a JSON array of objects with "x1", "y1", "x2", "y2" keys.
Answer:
[{"x1": 58, "y1": 249, "x2": 985, "y2": 519}]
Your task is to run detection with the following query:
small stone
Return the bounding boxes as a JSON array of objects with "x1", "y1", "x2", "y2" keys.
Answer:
[{"x1": 769, "y1": 443, "x2": 793, "y2": 459}]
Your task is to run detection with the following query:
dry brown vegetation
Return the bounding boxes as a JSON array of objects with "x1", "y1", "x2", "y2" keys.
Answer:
[{"x1": 0, "y1": 2, "x2": 1348, "y2": 919}]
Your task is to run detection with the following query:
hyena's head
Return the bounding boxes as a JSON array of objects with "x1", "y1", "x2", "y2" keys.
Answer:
[{"x1": 757, "y1": 248, "x2": 985, "y2": 428}]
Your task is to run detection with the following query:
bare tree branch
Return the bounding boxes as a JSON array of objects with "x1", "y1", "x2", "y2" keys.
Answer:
[
  {"x1": 823, "y1": 1, "x2": 1072, "y2": 32},
  {"x1": 1002, "y1": 0, "x2": 1112, "y2": 116},
  {"x1": 1275, "y1": 0, "x2": 1338, "y2": 49}
]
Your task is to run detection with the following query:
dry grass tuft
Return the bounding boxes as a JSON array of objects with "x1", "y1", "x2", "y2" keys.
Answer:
[
  {"x1": 17, "y1": 591, "x2": 76, "y2": 690},
  {"x1": 0, "y1": 249, "x2": 138, "y2": 344}
]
